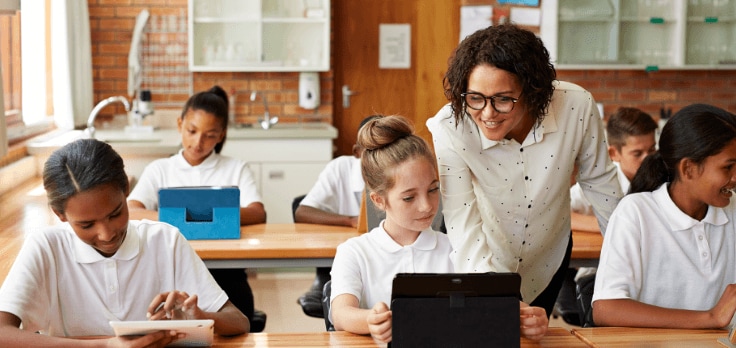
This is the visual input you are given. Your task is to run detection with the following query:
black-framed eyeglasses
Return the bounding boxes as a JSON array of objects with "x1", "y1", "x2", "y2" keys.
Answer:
[{"x1": 461, "y1": 92, "x2": 519, "y2": 113}]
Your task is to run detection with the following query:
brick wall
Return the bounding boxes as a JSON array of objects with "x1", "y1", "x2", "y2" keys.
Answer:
[
  {"x1": 558, "y1": 69, "x2": 736, "y2": 121},
  {"x1": 88, "y1": 0, "x2": 333, "y2": 126},
  {"x1": 88, "y1": 1, "x2": 736, "y2": 126}
]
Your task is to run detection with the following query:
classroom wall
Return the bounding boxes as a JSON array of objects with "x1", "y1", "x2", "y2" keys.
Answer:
[
  {"x1": 87, "y1": 0, "x2": 333, "y2": 125},
  {"x1": 88, "y1": 1, "x2": 736, "y2": 127}
]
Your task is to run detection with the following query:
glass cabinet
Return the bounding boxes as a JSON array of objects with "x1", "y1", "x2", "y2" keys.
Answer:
[
  {"x1": 188, "y1": 0, "x2": 330, "y2": 72},
  {"x1": 540, "y1": 0, "x2": 736, "y2": 69}
]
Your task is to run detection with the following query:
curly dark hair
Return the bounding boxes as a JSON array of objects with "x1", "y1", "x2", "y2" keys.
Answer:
[{"x1": 443, "y1": 24, "x2": 556, "y2": 126}]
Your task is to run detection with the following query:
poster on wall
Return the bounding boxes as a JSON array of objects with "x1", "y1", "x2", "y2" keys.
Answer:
[
  {"x1": 460, "y1": 5, "x2": 492, "y2": 42},
  {"x1": 497, "y1": 0, "x2": 539, "y2": 5},
  {"x1": 379, "y1": 24, "x2": 411, "y2": 69}
]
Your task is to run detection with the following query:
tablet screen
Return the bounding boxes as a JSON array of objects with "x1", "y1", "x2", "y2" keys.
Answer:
[{"x1": 109, "y1": 319, "x2": 214, "y2": 347}]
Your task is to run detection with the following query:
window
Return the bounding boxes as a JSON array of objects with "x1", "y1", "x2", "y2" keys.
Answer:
[
  {"x1": 0, "y1": 8, "x2": 21, "y2": 128},
  {"x1": 1, "y1": 0, "x2": 53, "y2": 147}
]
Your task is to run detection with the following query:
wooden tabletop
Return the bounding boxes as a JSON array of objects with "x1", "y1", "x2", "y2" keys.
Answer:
[
  {"x1": 571, "y1": 230, "x2": 603, "y2": 260},
  {"x1": 189, "y1": 223, "x2": 360, "y2": 260},
  {"x1": 0, "y1": 177, "x2": 604, "y2": 282},
  {"x1": 570, "y1": 327, "x2": 728, "y2": 347},
  {"x1": 208, "y1": 327, "x2": 585, "y2": 347}
]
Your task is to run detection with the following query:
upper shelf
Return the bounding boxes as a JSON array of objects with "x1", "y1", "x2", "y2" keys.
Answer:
[{"x1": 188, "y1": 0, "x2": 330, "y2": 72}]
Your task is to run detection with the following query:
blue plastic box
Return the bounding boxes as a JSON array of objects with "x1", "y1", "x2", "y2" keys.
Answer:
[{"x1": 158, "y1": 186, "x2": 241, "y2": 240}]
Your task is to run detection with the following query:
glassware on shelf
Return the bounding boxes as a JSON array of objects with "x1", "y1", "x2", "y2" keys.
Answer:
[{"x1": 559, "y1": 0, "x2": 614, "y2": 19}]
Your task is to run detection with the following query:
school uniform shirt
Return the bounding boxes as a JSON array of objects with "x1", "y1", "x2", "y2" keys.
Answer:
[
  {"x1": 329, "y1": 221, "x2": 454, "y2": 322},
  {"x1": 0, "y1": 220, "x2": 228, "y2": 337},
  {"x1": 426, "y1": 80, "x2": 622, "y2": 303},
  {"x1": 571, "y1": 162, "x2": 627, "y2": 218},
  {"x1": 592, "y1": 184, "x2": 736, "y2": 311},
  {"x1": 300, "y1": 155, "x2": 363, "y2": 216},
  {"x1": 128, "y1": 150, "x2": 261, "y2": 211}
]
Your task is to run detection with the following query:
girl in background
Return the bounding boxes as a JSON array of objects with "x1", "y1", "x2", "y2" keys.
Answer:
[
  {"x1": 593, "y1": 104, "x2": 736, "y2": 328},
  {"x1": 128, "y1": 85, "x2": 265, "y2": 325}
]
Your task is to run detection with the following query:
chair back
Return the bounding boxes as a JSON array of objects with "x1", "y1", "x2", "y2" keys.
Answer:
[
  {"x1": 321, "y1": 280, "x2": 335, "y2": 331},
  {"x1": 291, "y1": 194, "x2": 306, "y2": 222},
  {"x1": 576, "y1": 273, "x2": 596, "y2": 327}
]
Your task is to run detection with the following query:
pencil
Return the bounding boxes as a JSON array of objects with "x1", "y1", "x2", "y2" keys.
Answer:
[{"x1": 571, "y1": 329, "x2": 599, "y2": 348}]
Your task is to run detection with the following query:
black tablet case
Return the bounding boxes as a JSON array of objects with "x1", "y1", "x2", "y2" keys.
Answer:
[{"x1": 390, "y1": 273, "x2": 521, "y2": 348}]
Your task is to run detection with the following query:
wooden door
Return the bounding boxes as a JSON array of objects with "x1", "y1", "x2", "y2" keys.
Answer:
[{"x1": 333, "y1": 0, "x2": 459, "y2": 156}]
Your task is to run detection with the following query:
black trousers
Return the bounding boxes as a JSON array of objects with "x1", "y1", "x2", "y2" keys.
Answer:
[
  {"x1": 530, "y1": 233, "x2": 573, "y2": 318},
  {"x1": 209, "y1": 268, "x2": 255, "y2": 321}
]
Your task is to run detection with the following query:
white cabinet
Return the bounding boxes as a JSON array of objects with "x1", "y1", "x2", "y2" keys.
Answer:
[
  {"x1": 220, "y1": 134, "x2": 335, "y2": 223},
  {"x1": 540, "y1": 0, "x2": 736, "y2": 69},
  {"x1": 188, "y1": 0, "x2": 330, "y2": 72}
]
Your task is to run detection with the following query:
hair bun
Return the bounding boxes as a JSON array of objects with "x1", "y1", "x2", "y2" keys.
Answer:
[{"x1": 357, "y1": 115, "x2": 413, "y2": 151}]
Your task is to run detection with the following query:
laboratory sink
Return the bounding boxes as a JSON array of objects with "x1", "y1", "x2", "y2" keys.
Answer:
[
  {"x1": 228, "y1": 122, "x2": 337, "y2": 139},
  {"x1": 26, "y1": 129, "x2": 181, "y2": 156}
]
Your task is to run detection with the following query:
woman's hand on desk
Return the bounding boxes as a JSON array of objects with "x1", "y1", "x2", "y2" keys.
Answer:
[
  {"x1": 367, "y1": 302, "x2": 392, "y2": 343},
  {"x1": 519, "y1": 302, "x2": 548, "y2": 341}
]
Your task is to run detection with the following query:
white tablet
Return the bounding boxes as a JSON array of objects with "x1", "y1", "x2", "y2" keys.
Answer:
[{"x1": 109, "y1": 319, "x2": 214, "y2": 347}]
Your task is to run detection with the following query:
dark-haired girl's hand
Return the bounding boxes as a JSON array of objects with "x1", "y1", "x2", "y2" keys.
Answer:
[{"x1": 147, "y1": 291, "x2": 203, "y2": 321}]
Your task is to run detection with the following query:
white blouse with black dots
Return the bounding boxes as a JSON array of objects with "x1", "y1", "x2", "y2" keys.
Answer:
[{"x1": 426, "y1": 80, "x2": 622, "y2": 303}]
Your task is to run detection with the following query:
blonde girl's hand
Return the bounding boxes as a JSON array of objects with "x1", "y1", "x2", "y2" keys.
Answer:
[
  {"x1": 519, "y1": 301, "x2": 548, "y2": 341},
  {"x1": 106, "y1": 330, "x2": 183, "y2": 348},
  {"x1": 147, "y1": 291, "x2": 203, "y2": 321},
  {"x1": 366, "y1": 301, "x2": 392, "y2": 343}
]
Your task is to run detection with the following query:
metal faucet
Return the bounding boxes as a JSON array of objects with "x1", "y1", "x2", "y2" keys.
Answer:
[
  {"x1": 86, "y1": 96, "x2": 131, "y2": 138},
  {"x1": 250, "y1": 91, "x2": 279, "y2": 130}
]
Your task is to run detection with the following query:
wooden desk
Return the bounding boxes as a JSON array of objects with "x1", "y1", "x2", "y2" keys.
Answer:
[
  {"x1": 0, "y1": 176, "x2": 603, "y2": 280},
  {"x1": 191, "y1": 225, "x2": 603, "y2": 270},
  {"x1": 570, "y1": 230, "x2": 603, "y2": 268},
  {"x1": 570, "y1": 327, "x2": 727, "y2": 347},
  {"x1": 209, "y1": 327, "x2": 585, "y2": 347},
  {"x1": 190, "y1": 223, "x2": 361, "y2": 269}
]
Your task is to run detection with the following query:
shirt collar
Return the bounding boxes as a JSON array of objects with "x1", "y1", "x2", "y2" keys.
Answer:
[
  {"x1": 479, "y1": 112, "x2": 558, "y2": 150},
  {"x1": 173, "y1": 149, "x2": 218, "y2": 170},
  {"x1": 653, "y1": 184, "x2": 729, "y2": 231},
  {"x1": 72, "y1": 222, "x2": 140, "y2": 264},
  {"x1": 371, "y1": 220, "x2": 438, "y2": 253}
]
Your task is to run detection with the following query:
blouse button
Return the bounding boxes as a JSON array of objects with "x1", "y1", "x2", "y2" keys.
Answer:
[
  {"x1": 698, "y1": 235, "x2": 704, "y2": 240},
  {"x1": 702, "y1": 252, "x2": 708, "y2": 257}
]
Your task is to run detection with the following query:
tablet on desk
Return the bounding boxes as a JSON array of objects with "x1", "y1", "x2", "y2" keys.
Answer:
[
  {"x1": 109, "y1": 319, "x2": 214, "y2": 347},
  {"x1": 391, "y1": 273, "x2": 522, "y2": 348}
]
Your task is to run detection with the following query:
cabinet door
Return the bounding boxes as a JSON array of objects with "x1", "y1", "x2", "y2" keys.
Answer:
[
  {"x1": 541, "y1": 0, "x2": 736, "y2": 69},
  {"x1": 260, "y1": 162, "x2": 326, "y2": 223},
  {"x1": 188, "y1": 0, "x2": 330, "y2": 71}
]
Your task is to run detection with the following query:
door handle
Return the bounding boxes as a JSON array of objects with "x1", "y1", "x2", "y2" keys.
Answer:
[{"x1": 342, "y1": 85, "x2": 358, "y2": 108}]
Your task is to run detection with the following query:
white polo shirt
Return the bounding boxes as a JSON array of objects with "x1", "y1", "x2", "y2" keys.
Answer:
[
  {"x1": 128, "y1": 150, "x2": 261, "y2": 210},
  {"x1": 330, "y1": 221, "x2": 454, "y2": 320},
  {"x1": 0, "y1": 220, "x2": 228, "y2": 337},
  {"x1": 593, "y1": 184, "x2": 736, "y2": 311},
  {"x1": 571, "y1": 162, "x2": 627, "y2": 218},
  {"x1": 427, "y1": 80, "x2": 622, "y2": 302},
  {"x1": 300, "y1": 155, "x2": 363, "y2": 216}
]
